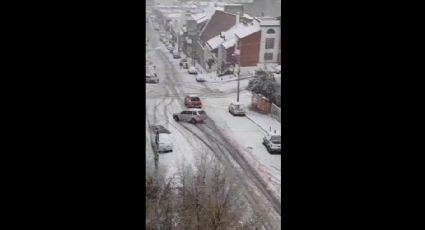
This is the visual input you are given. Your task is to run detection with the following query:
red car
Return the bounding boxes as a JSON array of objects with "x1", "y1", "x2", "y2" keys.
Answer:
[{"x1": 184, "y1": 95, "x2": 202, "y2": 108}]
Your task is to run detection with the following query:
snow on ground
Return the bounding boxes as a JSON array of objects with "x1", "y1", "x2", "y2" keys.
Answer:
[
  {"x1": 148, "y1": 25, "x2": 282, "y2": 200},
  {"x1": 203, "y1": 90, "x2": 282, "y2": 200},
  {"x1": 146, "y1": 119, "x2": 155, "y2": 175}
]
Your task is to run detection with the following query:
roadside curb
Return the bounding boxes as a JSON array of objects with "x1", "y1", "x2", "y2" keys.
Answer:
[
  {"x1": 205, "y1": 75, "x2": 254, "y2": 83},
  {"x1": 245, "y1": 113, "x2": 269, "y2": 134}
]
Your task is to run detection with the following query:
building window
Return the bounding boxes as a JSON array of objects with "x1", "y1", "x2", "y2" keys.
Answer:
[
  {"x1": 265, "y1": 38, "x2": 275, "y2": 49},
  {"x1": 267, "y1": 28, "x2": 275, "y2": 34},
  {"x1": 264, "y1": 53, "x2": 273, "y2": 60}
]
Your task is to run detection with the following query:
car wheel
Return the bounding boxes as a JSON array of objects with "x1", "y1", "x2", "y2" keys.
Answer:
[
  {"x1": 173, "y1": 116, "x2": 179, "y2": 121},
  {"x1": 190, "y1": 118, "x2": 196, "y2": 124},
  {"x1": 267, "y1": 145, "x2": 271, "y2": 153}
]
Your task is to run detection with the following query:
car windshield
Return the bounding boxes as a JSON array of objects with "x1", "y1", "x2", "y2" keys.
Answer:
[
  {"x1": 191, "y1": 97, "x2": 200, "y2": 101},
  {"x1": 234, "y1": 104, "x2": 243, "y2": 109},
  {"x1": 271, "y1": 136, "x2": 281, "y2": 144}
]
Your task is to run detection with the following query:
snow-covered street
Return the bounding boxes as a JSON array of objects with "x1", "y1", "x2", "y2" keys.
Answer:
[{"x1": 146, "y1": 12, "x2": 282, "y2": 229}]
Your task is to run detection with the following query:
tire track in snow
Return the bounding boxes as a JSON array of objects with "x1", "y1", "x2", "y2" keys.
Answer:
[
  {"x1": 152, "y1": 47, "x2": 281, "y2": 229},
  {"x1": 177, "y1": 122, "x2": 279, "y2": 230}
]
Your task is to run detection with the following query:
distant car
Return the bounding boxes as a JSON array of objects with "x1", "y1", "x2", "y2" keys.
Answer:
[
  {"x1": 172, "y1": 51, "x2": 181, "y2": 59},
  {"x1": 187, "y1": 66, "x2": 198, "y2": 74},
  {"x1": 262, "y1": 134, "x2": 281, "y2": 154},
  {"x1": 173, "y1": 109, "x2": 207, "y2": 124},
  {"x1": 179, "y1": 58, "x2": 188, "y2": 68},
  {"x1": 228, "y1": 101, "x2": 245, "y2": 116},
  {"x1": 146, "y1": 72, "x2": 159, "y2": 84},
  {"x1": 195, "y1": 74, "x2": 206, "y2": 82},
  {"x1": 184, "y1": 95, "x2": 202, "y2": 108}
]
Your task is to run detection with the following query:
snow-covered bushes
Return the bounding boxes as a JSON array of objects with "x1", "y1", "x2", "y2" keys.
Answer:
[{"x1": 247, "y1": 70, "x2": 281, "y2": 107}]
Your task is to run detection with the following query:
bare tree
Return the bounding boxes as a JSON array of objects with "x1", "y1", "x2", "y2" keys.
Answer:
[{"x1": 146, "y1": 150, "x2": 265, "y2": 230}]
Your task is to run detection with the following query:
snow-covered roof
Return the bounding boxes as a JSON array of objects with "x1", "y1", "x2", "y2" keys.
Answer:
[
  {"x1": 192, "y1": 12, "x2": 209, "y2": 24},
  {"x1": 243, "y1": 14, "x2": 254, "y2": 20},
  {"x1": 207, "y1": 36, "x2": 224, "y2": 50},
  {"x1": 232, "y1": 21, "x2": 260, "y2": 38},
  {"x1": 206, "y1": 20, "x2": 260, "y2": 50},
  {"x1": 207, "y1": 30, "x2": 235, "y2": 50},
  {"x1": 222, "y1": 37, "x2": 236, "y2": 49},
  {"x1": 255, "y1": 17, "x2": 280, "y2": 26}
]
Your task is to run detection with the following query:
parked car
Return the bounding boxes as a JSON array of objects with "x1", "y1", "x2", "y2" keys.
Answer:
[
  {"x1": 262, "y1": 134, "x2": 281, "y2": 154},
  {"x1": 187, "y1": 66, "x2": 198, "y2": 74},
  {"x1": 173, "y1": 109, "x2": 207, "y2": 124},
  {"x1": 184, "y1": 95, "x2": 202, "y2": 108},
  {"x1": 156, "y1": 133, "x2": 173, "y2": 152},
  {"x1": 273, "y1": 65, "x2": 281, "y2": 74},
  {"x1": 152, "y1": 125, "x2": 173, "y2": 153},
  {"x1": 179, "y1": 58, "x2": 188, "y2": 68},
  {"x1": 172, "y1": 51, "x2": 181, "y2": 59},
  {"x1": 228, "y1": 101, "x2": 245, "y2": 116},
  {"x1": 146, "y1": 72, "x2": 159, "y2": 84},
  {"x1": 195, "y1": 74, "x2": 206, "y2": 82}
]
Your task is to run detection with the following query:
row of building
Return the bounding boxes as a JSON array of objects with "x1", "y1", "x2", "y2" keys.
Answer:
[{"x1": 150, "y1": 1, "x2": 281, "y2": 75}]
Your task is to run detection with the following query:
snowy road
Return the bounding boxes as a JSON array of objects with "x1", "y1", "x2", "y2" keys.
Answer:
[{"x1": 146, "y1": 20, "x2": 281, "y2": 229}]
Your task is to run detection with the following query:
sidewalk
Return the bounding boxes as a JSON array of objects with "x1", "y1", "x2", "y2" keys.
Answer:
[
  {"x1": 237, "y1": 91, "x2": 281, "y2": 135},
  {"x1": 245, "y1": 109, "x2": 281, "y2": 135}
]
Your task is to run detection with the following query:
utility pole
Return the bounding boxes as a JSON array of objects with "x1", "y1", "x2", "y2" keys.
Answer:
[
  {"x1": 154, "y1": 128, "x2": 159, "y2": 170},
  {"x1": 192, "y1": 36, "x2": 195, "y2": 66},
  {"x1": 236, "y1": 53, "x2": 240, "y2": 102},
  {"x1": 237, "y1": 65, "x2": 240, "y2": 102}
]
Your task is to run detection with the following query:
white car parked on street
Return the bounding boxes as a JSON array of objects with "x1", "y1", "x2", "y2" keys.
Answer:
[
  {"x1": 157, "y1": 133, "x2": 173, "y2": 153},
  {"x1": 228, "y1": 101, "x2": 245, "y2": 116},
  {"x1": 187, "y1": 66, "x2": 198, "y2": 74},
  {"x1": 195, "y1": 74, "x2": 205, "y2": 82},
  {"x1": 262, "y1": 134, "x2": 281, "y2": 154},
  {"x1": 152, "y1": 125, "x2": 173, "y2": 153}
]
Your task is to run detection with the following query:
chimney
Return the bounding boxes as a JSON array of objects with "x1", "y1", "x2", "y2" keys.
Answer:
[{"x1": 236, "y1": 12, "x2": 240, "y2": 25}]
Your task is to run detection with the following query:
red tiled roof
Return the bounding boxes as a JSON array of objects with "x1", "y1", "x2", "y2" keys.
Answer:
[{"x1": 200, "y1": 10, "x2": 236, "y2": 43}]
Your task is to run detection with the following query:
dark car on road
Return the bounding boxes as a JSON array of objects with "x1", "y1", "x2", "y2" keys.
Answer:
[
  {"x1": 172, "y1": 51, "x2": 181, "y2": 59},
  {"x1": 179, "y1": 58, "x2": 188, "y2": 68}
]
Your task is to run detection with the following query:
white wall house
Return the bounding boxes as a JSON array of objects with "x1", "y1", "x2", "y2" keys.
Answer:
[{"x1": 256, "y1": 17, "x2": 280, "y2": 64}]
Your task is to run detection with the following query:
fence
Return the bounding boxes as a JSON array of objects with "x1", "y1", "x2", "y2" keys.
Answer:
[
  {"x1": 271, "y1": 103, "x2": 281, "y2": 123},
  {"x1": 251, "y1": 93, "x2": 271, "y2": 113}
]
